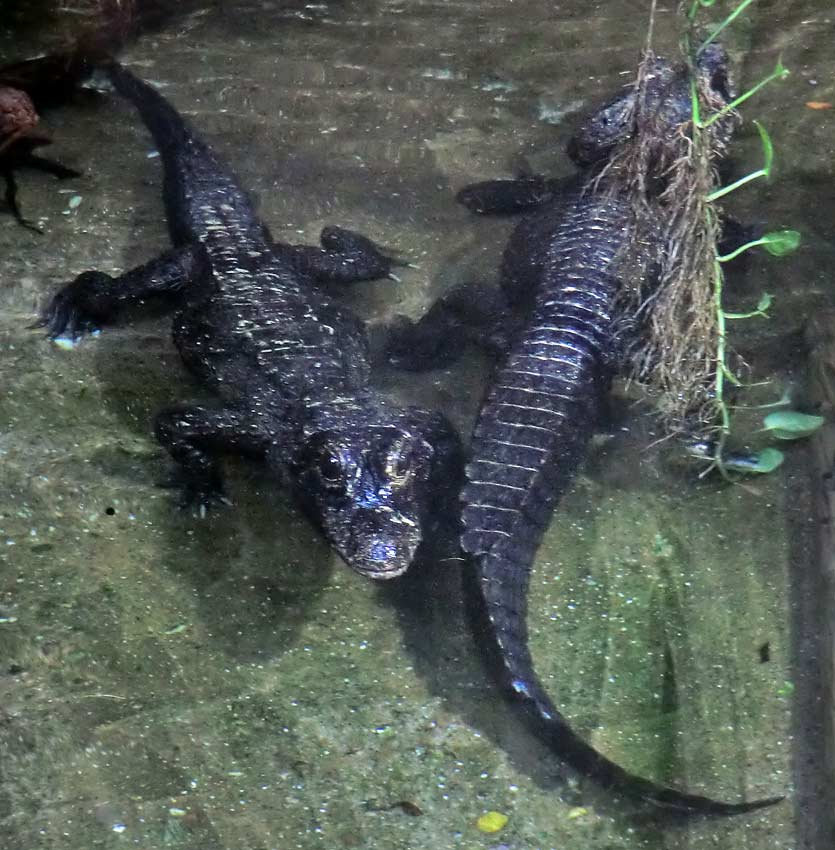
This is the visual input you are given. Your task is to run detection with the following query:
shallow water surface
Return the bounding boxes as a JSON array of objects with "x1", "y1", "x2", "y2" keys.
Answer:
[{"x1": 1, "y1": 2, "x2": 834, "y2": 849}]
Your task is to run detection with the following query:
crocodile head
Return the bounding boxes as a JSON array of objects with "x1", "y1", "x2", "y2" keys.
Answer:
[
  {"x1": 568, "y1": 42, "x2": 735, "y2": 166},
  {"x1": 290, "y1": 415, "x2": 457, "y2": 579}
]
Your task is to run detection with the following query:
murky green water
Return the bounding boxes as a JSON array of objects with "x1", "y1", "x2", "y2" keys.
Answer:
[{"x1": 2, "y1": 1, "x2": 834, "y2": 848}]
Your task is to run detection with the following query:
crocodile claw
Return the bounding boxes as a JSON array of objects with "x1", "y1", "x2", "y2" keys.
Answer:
[{"x1": 33, "y1": 271, "x2": 113, "y2": 340}]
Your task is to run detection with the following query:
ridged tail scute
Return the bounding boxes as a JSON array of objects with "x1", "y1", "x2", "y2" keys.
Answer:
[
  {"x1": 462, "y1": 195, "x2": 783, "y2": 816},
  {"x1": 104, "y1": 61, "x2": 193, "y2": 153}
]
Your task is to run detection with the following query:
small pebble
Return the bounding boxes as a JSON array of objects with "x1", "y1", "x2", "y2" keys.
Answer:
[{"x1": 476, "y1": 811, "x2": 508, "y2": 833}]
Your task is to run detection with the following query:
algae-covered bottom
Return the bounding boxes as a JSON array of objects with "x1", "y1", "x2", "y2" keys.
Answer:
[{"x1": 2, "y1": 0, "x2": 834, "y2": 848}]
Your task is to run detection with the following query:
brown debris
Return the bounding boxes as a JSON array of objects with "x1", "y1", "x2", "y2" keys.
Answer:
[{"x1": 602, "y1": 48, "x2": 739, "y2": 437}]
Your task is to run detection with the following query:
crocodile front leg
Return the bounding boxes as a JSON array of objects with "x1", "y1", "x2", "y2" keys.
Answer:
[
  {"x1": 155, "y1": 404, "x2": 272, "y2": 514},
  {"x1": 37, "y1": 246, "x2": 199, "y2": 339},
  {"x1": 285, "y1": 226, "x2": 407, "y2": 284}
]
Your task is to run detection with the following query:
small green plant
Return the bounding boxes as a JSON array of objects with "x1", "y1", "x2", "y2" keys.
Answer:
[
  {"x1": 706, "y1": 119, "x2": 774, "y2": 201},
  {"x1": 684, "y1": 0, "x2": 817, "y2": 477},
  {"x1": 717, "y1": 229, "x2": 800, "y2": 264}
]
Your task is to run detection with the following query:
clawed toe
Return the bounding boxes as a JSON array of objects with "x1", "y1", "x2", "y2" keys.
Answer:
[
  {"x1": 181, "y1": 488, "x2": 232, "y2": 518},
  {"x1": 33, "y1": 297, "x2": 98, "y2": 340},
  {"x1": 33, "y1": 271, "x2": 115, "y2": 340},
  {"x1": 384, "y1": 250, "x2": 416, "y2": 270},
  {"x1": 374, "y1": 244, "x2": 416, "y2": 273}
]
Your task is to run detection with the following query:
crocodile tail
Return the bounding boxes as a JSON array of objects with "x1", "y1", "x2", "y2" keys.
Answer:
[
  {"x1": 464, "y1": 364, "x2": 782, "y2": 815},
  {"x1": 104, "y1": 61, "x2": 192, "y2": 153},
  {"x1": 476, "y1": 540, "x2": 782, "y2": 815}
]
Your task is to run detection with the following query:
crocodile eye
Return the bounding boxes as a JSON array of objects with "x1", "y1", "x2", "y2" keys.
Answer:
[
  {"x1": 384, "y1": 435, "x2": 431, "y2": 486},
  {"x1": 710, "y1": 69, "x2": 731, "y2": 102},
  {"x1": 385, "y1": 447, "x2": 413, "y2": 485}
]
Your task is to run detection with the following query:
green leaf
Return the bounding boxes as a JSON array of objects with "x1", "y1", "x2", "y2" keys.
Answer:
[
  {"x1": 762, "y1": 410, "x2": 825, "y2": 439},
  {"x1": 722, "y1": 447, "x2": 784, "y2": 474},
  {"x1": 755, "y1": 120, "x2": 774, "y2": 178},
  {"x1": 707, "y1": 121, "x2": 775, "y2": 201},
  {"x1": 717, "y1": 228, "x2": 800, "y2": 262},
  {"x1": 762, "y1": 230, "x2": 801, "y2": 256},
  {"x1": 756, "y1": 291, "x2": 773, "y2": 312},
  {"x1": 773, "y1": 57, "x2": 789, "y2": 80},
  {"x1": 723, "y1": 292, "x2": 772, "y2": 319}
]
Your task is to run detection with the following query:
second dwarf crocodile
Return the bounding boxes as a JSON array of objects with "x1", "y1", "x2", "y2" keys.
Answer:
[{"x1": 388, "y1": 45, "x2": 783, "y2": 815}]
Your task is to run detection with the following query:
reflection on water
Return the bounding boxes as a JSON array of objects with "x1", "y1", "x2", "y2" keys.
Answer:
[{"x1": 1, "y1": 1, "x2": 833, "y2": 848}]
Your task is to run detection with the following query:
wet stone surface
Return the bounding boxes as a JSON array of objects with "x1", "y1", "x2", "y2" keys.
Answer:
[{"x1": 2, "y1": 1, "x2": 834, "y2": 848}]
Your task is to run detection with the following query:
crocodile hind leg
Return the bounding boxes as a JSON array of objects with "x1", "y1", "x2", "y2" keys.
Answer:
[
  {"x1": 382, "y1": 175, "x2": 580, "y2": 371},
  {"x1": 37, "y1": 246, "x2": 198, "y2": 339},
  {"x1": 456, "y1": 174, "x2": 581, "y2": 215},
  {"x1": 155, "y1": 404, "x2": 271, "y2": 514},
  {"x1": 385, "y1": 281, "x2": 521, "y2": 371},
  {"x1": 285, "y1": 225, "x2": 409, "y2": 284}
]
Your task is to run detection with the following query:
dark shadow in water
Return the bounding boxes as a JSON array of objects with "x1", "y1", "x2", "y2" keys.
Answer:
[
  {"x1": 88, "y1": 326, "x2": 336, "y2": 665},
  {"x1": 0, "y1": 0, "x2": 59, "y2": 38}
]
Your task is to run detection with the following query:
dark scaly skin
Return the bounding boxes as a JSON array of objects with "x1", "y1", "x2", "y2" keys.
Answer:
[
  {"x1": 390, "y1": 45, "x2": 782, "y2": 814},
  {"x1": 38, "y1": 61, "x2": 459, "y2": 580}
]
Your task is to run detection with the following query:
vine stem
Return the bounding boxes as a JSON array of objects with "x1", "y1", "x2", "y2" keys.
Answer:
[
  {"x1": 698, "y1": 0, "x2": 758, "y2": 52},
  {"x1": 712, "y1": 257, "x2": 732, "y2": 476}
]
